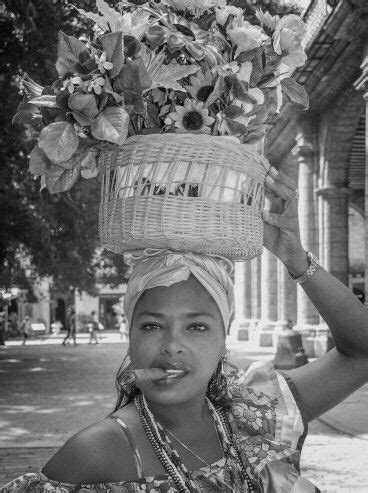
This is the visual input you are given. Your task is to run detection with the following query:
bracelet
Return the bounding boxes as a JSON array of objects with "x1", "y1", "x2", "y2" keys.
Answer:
[{"x1": 288, "y1": 251, "x2": 320, "y2": 284}]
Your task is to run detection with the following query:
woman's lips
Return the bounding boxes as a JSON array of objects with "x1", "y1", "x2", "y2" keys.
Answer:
[{"x1": 151, "y1": 361, "x2": 190, "y2": 386}]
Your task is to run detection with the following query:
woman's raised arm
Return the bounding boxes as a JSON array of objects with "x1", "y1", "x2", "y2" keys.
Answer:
[{"x1": 262, "y1": 167, "x2": 368, "y2": 422}]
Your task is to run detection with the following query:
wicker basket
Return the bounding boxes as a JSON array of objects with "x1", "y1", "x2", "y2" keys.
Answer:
[{"x1": 99, "y1": 133, "x2": 269, "y2": 261}]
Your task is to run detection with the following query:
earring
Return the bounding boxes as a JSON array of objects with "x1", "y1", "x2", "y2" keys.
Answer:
[
  {"x1": 114, "y1": 354, "x2": 139, "y2": 409},
  {"x1": 206, "y1": 353, "x2": 229, "y2": 409}
]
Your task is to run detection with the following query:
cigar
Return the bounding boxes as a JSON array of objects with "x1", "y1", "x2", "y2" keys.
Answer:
[{"x1": 133, "y1": 368, "x2": 183, "y2": 382}]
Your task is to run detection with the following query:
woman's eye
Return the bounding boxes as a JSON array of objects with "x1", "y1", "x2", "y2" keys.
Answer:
[
  {"x1": 141, "y1": 323, "x2": 161, "y2": 332},
  {"x1": 188, "y1": 324, "x2": 208, "y2": 332}
]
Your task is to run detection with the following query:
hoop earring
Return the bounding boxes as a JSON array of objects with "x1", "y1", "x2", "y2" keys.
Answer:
[
  {"x1": 206, "y1": 353, "x2": 229, "y2": 409},
  {"x1": 114, "y1": 354, "x2": 139, "y2": 409}
]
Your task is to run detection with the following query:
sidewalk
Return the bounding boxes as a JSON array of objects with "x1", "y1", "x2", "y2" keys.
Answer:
[
  {"x1": 0, "y1": 448, "x2": 57, "y2": 486},
  {"x1": 318, "y1": 383, "x2": 368, "y2": 440}
]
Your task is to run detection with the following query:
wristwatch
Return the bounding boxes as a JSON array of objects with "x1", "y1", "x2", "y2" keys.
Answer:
[{"x1": 288, "y1": 251, "x2": 320, "y2": 284}]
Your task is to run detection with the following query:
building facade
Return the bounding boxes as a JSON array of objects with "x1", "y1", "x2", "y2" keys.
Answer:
[{"x1": 234, "y1": 0, "x2": 368, "y2": 349}]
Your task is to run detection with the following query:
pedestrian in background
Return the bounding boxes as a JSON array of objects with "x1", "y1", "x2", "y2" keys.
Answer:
[
  {"x1": 20, "y1": 315, "x2": 32, "y2": 345},
  {"x1": 88, "y1": 310, "x2": 99, "y2": 345},
  {"x1": 9, "y1": 312, "x2": 19, "y2": 337},
  {"x1": 0, "y1": 309, "x2": 6, "y2": 346},
  {"x1": 62, "y1": 308, "x2": 77, "y2": 346}
]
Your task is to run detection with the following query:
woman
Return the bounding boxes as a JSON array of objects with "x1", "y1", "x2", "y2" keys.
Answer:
[{"x1": 2, "y1": 168, "x2": 368, "y2": 492}]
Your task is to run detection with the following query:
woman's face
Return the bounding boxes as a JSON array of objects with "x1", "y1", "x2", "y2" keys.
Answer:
[{"x1": 129, "y1": 275, "x2": 226, "y2": 407}]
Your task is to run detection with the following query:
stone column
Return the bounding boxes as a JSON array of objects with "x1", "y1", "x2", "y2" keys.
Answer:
[
  {"x1": 234, "y1": 261, "x2": 253, "y2": 340},
  {"x1": 250, "y1": 256, "x2": 261, "y2": 321},
  {"x1": 277, "y1": 155, "x2": 298, "y2": 328},
  {"x1": 243, "y1": 260, "x2": 252, "y2": 320},
  {"x1": 277, "y1": 260, "x2": 297, "y2": 326},
  {"x1": 354, "y1": 43, "x2": 368, "y2": 305},
  {"x1": 292, "y1": 121, "x2": 320, "y2": 326},
  {"x1": 258, "y1": 246, "x2": 278, "y2": 346},
  {"x1": 239, "y1": 260, "x2": 253, "y2": 340},
  {"x1": 316, "y1": 186, "x2": 350, "y2": 285},
  {"x1": 234, "y1": 262, "x2": 245, "y2": 323}
]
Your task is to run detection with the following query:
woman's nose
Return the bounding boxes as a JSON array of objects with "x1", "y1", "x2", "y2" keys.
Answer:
[{"x1": 159, "y1": 329, "x2": 185, "y2": 356}]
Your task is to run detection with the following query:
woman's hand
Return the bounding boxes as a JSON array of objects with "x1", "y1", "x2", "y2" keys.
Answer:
[{"x1": 261, "y1": 167, "x2": 309, "y2": 277}]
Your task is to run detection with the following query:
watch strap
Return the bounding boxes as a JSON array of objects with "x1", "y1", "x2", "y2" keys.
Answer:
[{"x1": 288, "y1": 252, "x2": 320, "y2": 284}]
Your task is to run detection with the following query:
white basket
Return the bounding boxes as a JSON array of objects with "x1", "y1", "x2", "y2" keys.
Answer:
[{"x1": 99, "y1": 133, "x2": 269, "y2": 261}]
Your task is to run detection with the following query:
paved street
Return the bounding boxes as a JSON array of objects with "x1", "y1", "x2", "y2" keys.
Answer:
[{"x1": 0, "y1": 337, "x2": 367, "y2": 490}]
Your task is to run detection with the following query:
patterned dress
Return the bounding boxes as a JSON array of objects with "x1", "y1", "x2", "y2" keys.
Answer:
[{"x1": 1, "y1": 361, "x2": 319, "y2": 492}]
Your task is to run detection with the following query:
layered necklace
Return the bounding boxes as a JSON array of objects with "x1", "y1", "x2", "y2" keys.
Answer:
[{"x1": 134, "y1": 393, "x2": 255, "y2": 492}]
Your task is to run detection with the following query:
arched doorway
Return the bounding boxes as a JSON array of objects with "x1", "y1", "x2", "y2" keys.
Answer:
[
  {"x1": 348, "y1": 111, "x2": 366, "y2": 300},
  {"x1": 55, "y1": 298, "x2": 66, "y2": 328}
]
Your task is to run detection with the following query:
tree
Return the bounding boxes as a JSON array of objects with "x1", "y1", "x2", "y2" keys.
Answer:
[
  {"x1": 1, "y1": 0, "x2": 129, "y2": 294},
  {"x1": 1, "y1": 0, "x2": 300, "y2": 295}
]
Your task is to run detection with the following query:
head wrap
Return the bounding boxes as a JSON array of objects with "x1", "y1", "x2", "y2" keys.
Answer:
[{"x1": 123, "y1": 249, "x2": 234, "y2": 334}]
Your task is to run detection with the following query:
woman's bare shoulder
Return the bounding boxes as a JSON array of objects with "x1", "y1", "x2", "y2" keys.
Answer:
[{"x1": 42, "y1": 412, "x2": 139, "y2": 485}]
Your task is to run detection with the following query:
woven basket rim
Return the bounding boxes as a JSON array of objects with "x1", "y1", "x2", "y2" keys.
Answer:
[{"x1": 98, "y1": 133, "x2": 270, "y2": 173}]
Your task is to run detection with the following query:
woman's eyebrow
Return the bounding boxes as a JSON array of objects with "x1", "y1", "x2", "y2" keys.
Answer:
[{"x1": 137, "y1": 311, "x2": 216, "y2": 319}]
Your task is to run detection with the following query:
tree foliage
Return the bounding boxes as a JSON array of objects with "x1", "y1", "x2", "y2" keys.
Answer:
[
  {"x1": 1, "y1": 0, "x2": 130, "y2": 294},
  {"x1": 1, "y1": 0, "x2": 300, "y2": 295}
]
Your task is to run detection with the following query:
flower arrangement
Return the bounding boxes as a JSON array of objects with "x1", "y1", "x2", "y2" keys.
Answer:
[{"x1": 13, "y1": 0, "x2": 308, "y2": 194}]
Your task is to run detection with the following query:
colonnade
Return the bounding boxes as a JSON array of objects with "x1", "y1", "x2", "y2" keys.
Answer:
[
  {"x1": 233, "y1": 117, "x2": 350, "y2": 344},
  {"x1": 234, "y1": 39, "x2": 368, "y2": 342}
]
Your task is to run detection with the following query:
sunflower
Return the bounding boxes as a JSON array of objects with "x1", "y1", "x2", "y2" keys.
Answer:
[
  {"x1": 164, "y1": 98, "x2": 215, "y2": 134},
  {"x1": 185, "y1": 70, "x2": 217, "y2": 105}
]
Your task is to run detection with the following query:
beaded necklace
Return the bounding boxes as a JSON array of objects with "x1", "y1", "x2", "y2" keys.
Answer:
[{"x1": 134, "y1": 393, "x2": 255, "y2": 493}]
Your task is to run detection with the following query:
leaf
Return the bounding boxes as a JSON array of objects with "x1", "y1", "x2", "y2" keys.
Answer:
[
  {"x1": 130, "y1": 10, "x2": 152, "y2": 40},
  {"x1": 22, "y1": 74, "x2": 44, "y2": 97},
  {"x1": 231, "y1": 77, "x2": 257, "y2": 105},
  {"x1": 103, "y1": 77, "x2": 124, "y2": 103},
  {"x1": 205, "y1": 75, "x2": 224, "y2": 107},
  {"x1": 80, "y1": 149, "x2": 99, "y2": 179},
  {"x1": 56, "y1": 31, "x2": 87, "y2": 77},
  {"x1": 38, "y1": 122, "x2": 79, "y2": 163},
  {"x1": 12, "y1": 111, "x2": 42, "y2": 126},
  {"x1": 75, "y1": 8, "x2": 109, "y2": 32},
  {"x1": 158, "y1": 104, "x2": 171, "y2": 118},
  {"x1": 72, "y1": 112, "x2": 91, "y2": 127},
  {"x1": 281, "y1": 78, "x2": 309, "y2": 109},
  {"x1": 45, "y1": 163, "x2": 81, "y2": 194},
  {"x1": 147, "y1": 100, "x2": 161, "y2": 126},
  {"x1": 223, "y1": 105, "x2": 244, "y2": 119},
  {"x1": 236, "y1": 47, "x2": 263, "y2": 64},
  {"x1": 28, "y1": 95, "x2": 59, "y2": 108},
  {"x1": 29, "y1": 146, "x2": 49, "y2": 176},
  {"x1": 249, "y1": 50, "x2": 264, "y2": 87},
  {"x1": 142, "y1": 48, "x2": 199, "y2": 91},
  {"x1": 114, "y1": 59, "x2": 152, "y2": 94},
  {"x1": 124, "y1": 35, "x2": 141, "y2": 59},
  {"x1": 68, "y1": 93, "x2": 99, "y2": 120},
  {"x1": 225, "y1": 117, "x2": 247, "y2": 135},
  {"x1": 150, "y1": 61, "x2": 200, "y2": 91},
  {"x1": 124, "y1": 92, "x2": 146, "y2": 114},
  {"x1": 12, "y1": 97, "x2": 42, "y2": 126},
  {"x1": 95, "y1": 0, "x2": 125, "y2": 32},
  {"x1": 100, "y1": 32, "x2": 124, "y2": 79},
  {"x1": 91, "y1": 107, "x2": 130, "y2": 144}
]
